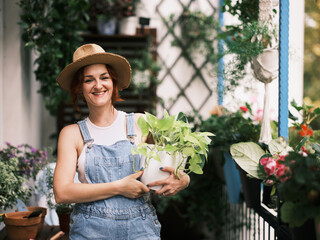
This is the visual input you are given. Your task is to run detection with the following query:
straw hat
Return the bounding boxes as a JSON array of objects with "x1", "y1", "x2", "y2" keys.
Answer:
[{"x1": 56, "y1": 43, "x2": 131, "y2": 91}]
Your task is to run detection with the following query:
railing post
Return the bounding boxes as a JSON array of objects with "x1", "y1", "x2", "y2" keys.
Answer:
[
  {"x1": 218, "y1": 0, "x2": 224, "y2": 106},
  {"x1": 278, "y1": 0, "x2": 290, "y2": 139}
]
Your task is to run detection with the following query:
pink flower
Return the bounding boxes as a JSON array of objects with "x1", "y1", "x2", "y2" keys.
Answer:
[
  {"x1": 260, "y1": 157, "x2": 276, "y2": 177},
  {"x1": 275, "y1": 162, "x2": 286, "y2": 178},
  {"x1": 254, "y1": 109, "x2": 263, "y2": 122},
  {"x1": 299, "y1": 146, "x2": 308, "y2": 157}
]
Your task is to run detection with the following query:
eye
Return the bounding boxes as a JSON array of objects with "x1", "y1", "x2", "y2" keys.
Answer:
[
  {"x1": 84, "y1": 79, "x2": 93, "y2": 83},
  {"x1": 101, "y1": 76, "x2": 110, "y2": 81}
]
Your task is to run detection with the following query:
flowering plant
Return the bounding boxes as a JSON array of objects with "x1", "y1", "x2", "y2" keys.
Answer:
[
  {"x1": 195, "y1": 103, "x2": 261, "y2": 153},
  {"x1": 0, "y1": 142, "x2": 48, "y2": 180},
  {"x1": 231, "y1": 101, "x2": 320, "y2": 228}
]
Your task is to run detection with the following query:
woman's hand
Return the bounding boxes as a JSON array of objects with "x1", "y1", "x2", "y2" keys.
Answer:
[
  {"x1": 147, "y1": 167, "x2": 190, "y2": 197},
  {"x1": 117, "y1": 171, "x2": 150, "y2": 199}
]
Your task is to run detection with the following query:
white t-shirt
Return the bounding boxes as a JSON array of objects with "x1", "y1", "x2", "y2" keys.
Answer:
[{"x1": 77, "y1": 111, "x2": 127, "y2": 183}]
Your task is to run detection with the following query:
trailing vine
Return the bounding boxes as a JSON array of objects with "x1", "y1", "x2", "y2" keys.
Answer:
[{"x1": 19, "y1": 0, "x2": 90, "y2": 116}]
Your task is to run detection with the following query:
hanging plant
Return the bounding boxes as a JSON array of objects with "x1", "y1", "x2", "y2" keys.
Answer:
[
  {"x1": 167, "y1": 8, "x2": 221, "y2": 73},
  {"x1": 219, "y1": 0, "x2": 278, "y2": 91},
  {"x1": 19, "y1": 0, "x2": 90, "y2": 116}
]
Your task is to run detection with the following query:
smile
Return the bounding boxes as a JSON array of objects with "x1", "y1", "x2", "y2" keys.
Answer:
[{"x1": 92, "y1": 91, "x2": 107, "y2": 96}]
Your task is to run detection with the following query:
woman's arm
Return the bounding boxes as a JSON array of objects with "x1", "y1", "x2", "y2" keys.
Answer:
[{"x1": 53, "y1": 124, "x2": 149, "y2": 204}]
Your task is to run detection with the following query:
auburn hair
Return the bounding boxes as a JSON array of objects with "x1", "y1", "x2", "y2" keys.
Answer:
[{"x1": 69, "y1": 64, "x2": 123, "y2": 112}]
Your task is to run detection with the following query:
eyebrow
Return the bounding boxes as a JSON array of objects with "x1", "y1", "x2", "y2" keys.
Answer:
[{"x1": 83, "y1": 72, "x2": 109, "y2": 78}]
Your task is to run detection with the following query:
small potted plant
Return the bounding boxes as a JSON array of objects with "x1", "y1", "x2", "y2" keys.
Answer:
[
  {"x1": 0, "y1": 143, "x2": 49, "y2": 238},
  {"x1": 0, "y1": 143, "x2": 43, "y2": 239},
  {"x1": 39, "y1": 164, "x2": 74, "y2": 234},
  {"x1": 131, "y1": 111, "x2": 213, "y2": 190}
]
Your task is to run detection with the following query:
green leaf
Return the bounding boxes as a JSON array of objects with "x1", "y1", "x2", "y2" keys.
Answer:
[
  {"x1": 145, "y1": 112, "x2": 159, "y2": 129},
  {"x1": 268, "y1": 137, "x2": 292, "y2": 155},
  {"x1": 183, "y1": 147, "x2": 194, "y2": 157},
  {"x1": 163, "y1": 144, "x2": 178, "y2": 152},
  {"x1": 137, "y1": 116, "x2": 149, "y2": 137},
  {"x1": 189, "y1": 162, "x2": 203, "y2": 174},
  {"x1": 230, "y1": 142, "x2": 266, "y2": 179},
  {"x1": 158, "y1": 115, "x2": 175, "y2": 131}
]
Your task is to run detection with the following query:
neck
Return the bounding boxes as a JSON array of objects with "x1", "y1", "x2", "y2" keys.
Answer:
[{"x1": 88, "y1": 104, "x2": 118, "y2": 127}]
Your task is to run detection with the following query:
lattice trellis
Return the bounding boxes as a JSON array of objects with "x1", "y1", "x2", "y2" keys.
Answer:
[{"x1": 154, "y1": 0, "x2": 220, "y2": 117}]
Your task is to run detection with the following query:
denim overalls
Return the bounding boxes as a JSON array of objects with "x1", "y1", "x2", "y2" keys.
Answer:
[{"x1": 69, "y1": 113, "x2": 161, "y2": 239}]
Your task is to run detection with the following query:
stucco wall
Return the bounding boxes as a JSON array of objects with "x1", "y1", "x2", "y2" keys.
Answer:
[{"x1": 0, "y1": 0, "x2": 55, "y2": 149}]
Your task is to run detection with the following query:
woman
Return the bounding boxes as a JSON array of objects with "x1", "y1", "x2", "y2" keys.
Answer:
[{"x1": 54, "y1": 43, "x2": 190, "y2": 239}]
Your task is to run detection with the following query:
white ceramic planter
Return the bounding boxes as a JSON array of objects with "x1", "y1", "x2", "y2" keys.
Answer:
[
  {"x1": 251, "y1": 46, "x2": 279, "y2": 83},
  {"x1": 140, "y1": 147, "x2": 186, "y2": 191},
  {"x1": 119, "y1": 16, "x2": 138, "y2": 35}
]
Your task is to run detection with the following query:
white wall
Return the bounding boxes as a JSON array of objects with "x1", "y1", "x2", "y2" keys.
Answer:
[
  {"x1": 0, "y1": 0, "x2": 4, "y2": 145},
  {"x1": 1, "y1": 0, "x2": 56, "y2": 149}
]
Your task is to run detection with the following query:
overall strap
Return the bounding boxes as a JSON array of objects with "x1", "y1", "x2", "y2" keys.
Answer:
[
  {"x1": 126, "y1": 113, "x2": 136, "y2": 143},
  {"x1": 77, "y1": 120, "x2": 94, "y2": 148}
]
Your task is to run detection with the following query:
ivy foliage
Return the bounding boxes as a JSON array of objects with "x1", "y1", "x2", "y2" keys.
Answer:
[{"x1": 19, "y1": 0, "x2": 90, "y2": 116}]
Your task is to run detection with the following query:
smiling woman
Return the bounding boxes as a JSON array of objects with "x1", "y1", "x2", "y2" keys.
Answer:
[{"x1": 54, "y1": 43, "x2": 190, "y2": 239}]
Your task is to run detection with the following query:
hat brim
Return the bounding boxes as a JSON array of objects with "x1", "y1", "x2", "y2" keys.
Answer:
[{"x1": 56, "y1": 52, "x2": 131, "y2": 91}]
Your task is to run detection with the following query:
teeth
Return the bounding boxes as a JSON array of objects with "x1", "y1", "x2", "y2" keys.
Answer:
[{"x1": 92, "y1": 91, "x2": 106, "y2": 95}]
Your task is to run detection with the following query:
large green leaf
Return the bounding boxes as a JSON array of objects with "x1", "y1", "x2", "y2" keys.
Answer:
[
  {"x1": 230, "y1": 142, "x2": 266, "y2": 179},
  {"x1": 137, "y1": 116, "x2": 150, "y2": 137},
  {"x1": 268, "y1": 137, "x2": 292, "y2": 155},
  {"x1": 158, "y1": 115, "x2": 175, "y2": 131}
]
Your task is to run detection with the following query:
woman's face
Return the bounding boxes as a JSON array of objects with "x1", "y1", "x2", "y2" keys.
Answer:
[{"x1": 82, "y1": 64, "x2": 113, "y2": 108}]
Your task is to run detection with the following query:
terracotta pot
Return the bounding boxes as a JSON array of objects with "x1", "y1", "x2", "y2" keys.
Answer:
[
  {"x1": 4, "y1": 211, "x2": 41, "y2": 240},
  {"x1": 27, "y1": 206, "x2": 47, "y2": 235},
  {"x1": 57, "y1": 213, "x2": 71, "y2": 233}
]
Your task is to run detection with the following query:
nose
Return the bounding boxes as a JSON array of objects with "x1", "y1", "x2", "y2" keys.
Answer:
[{"x1": 94, "y1": 79, "x2": 102, "y2": 89}]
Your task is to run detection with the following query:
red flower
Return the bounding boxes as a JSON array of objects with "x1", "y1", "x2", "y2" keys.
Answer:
[
  {"x1": 240, "y1": 106, "x2": 248, "y2": 112},
  {"x1": 298, "y1": 124, "x2": 313, "y2": 137}
]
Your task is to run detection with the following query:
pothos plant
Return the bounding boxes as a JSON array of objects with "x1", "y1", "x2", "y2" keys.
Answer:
[
  {"x1": 131, "y1": 111, "x2": 214, "y2": 176},
  {"x1": 19, "y1": 0, "x2": 90, "y2": 116}
]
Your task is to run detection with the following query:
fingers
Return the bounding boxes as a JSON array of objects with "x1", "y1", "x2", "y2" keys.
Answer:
[
  {"x1": 159, "y1": 166, "x2": 175, "y2": 174},
  {"x1": 132, "y1": 170, "x2": 144, "y2": 179}
]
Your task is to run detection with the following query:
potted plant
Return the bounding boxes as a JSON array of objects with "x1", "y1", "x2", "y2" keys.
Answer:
[
  {"x1": 0, "y1": 143, "x2": 49, "y2": 238},
  {"x1": 131, "y1": 111, "x2": 213, "y2": 190},
  {"x1": 39, "y1": 164, "x2": 74, "y2": 234},
  {"x1": 219, "y1": 0, "x2": 278, "y2": 90},
  {"x1": 88, "y1": 0, "x2": 140, "y2": 35},
  {"x1": 230, "y1": 102, "x2": 320, "y2": 238},
  {"x1": 194, "y1": 103, "x2": 264, "y2": 206}
]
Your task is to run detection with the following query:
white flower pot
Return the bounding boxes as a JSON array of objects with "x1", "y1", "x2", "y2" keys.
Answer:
[
  {"x1": 140, "y1": 148, "x2": 186, "y2": 191},
  {"x1": 251, "y1": 46, "x2": 279, "y2": 83},
  {"x1": 119, "y1": 16, "x2": 138, "y2": 35}
]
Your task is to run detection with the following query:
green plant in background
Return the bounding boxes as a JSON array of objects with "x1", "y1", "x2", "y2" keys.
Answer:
[
  {"x1": 289, "y1": 100, "x2": 320, "y2": 147},
  {"x1": 0, "y1": 143, "x2": 34, "y2": 212},
  {"x1": 19, "y1": 0, "x2": 90, "y2": 116},
  {"x1": 277, "y1": 144, "x2": 320, "y2": 227},
  {"x1": 219, "y1": 0, "x2": 278, "y2": 90},
  {"x1": 132, "y1": 111, "x2": 214, "y2": 175},
  {"x1": 39, "y1": 165, "x2": 74, "y2": 215},
  {"x1": 130, "y1": 48, "x2": 161, "y2": 94},
  {"x1": 0, "y1": 143, "x2": 49, "y2": 180},
  {"x1": 195, "y1": 104, "x2": 261, "y2": 153},
  {"x1": 167, "y1": 8, "x2": 221, "y2": 74},
  {"x1": 304, "y1": 1, "x2": 320, "y2": 130}
]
